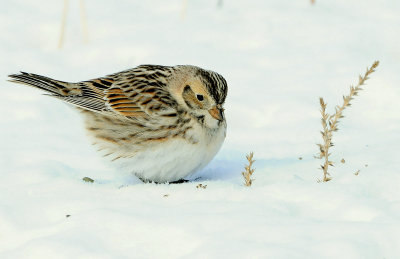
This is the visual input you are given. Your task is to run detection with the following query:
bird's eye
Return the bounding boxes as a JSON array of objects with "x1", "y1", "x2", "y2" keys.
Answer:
[{"x1": 196, "y1": 94, "x2": 204, "y2": 101}]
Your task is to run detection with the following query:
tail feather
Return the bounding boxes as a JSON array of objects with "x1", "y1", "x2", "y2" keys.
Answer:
[
  {"x1": 8, "y1": 72, "x2": 72, "y2": 96},
  {"x1": 8, "y1": 72, "x2": 107, "y2": 113}
]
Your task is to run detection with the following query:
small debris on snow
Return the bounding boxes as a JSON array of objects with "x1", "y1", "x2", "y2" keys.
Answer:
[
  {"x1": 82, "y1": 177, "x2": 94, "y2": 183},
  {"x1": 196, "y1": 184, "x2": 207, "y2": 189}
]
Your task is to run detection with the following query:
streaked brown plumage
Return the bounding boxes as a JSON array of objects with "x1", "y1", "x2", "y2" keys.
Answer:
[{"x1": 8, "y1": 65, "x2": 228, "y2": 183}]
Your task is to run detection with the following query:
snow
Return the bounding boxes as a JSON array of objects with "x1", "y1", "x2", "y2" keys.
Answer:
[{"x1": 1, "y1": 0, "x2": 400, "y2": 258}]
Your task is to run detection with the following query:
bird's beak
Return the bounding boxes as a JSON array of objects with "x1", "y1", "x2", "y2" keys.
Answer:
[{"x1": 208, "y1": 106, "x2": 224, "y2": 121}]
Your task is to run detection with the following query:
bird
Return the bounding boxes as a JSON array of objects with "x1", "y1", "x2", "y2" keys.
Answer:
[{"x1": 8, "y1": 65, "x2": 228, "y2": 183}]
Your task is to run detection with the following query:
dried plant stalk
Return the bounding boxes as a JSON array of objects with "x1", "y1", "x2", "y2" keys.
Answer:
[
  {"x1": 242, "y1": 152, "x2": 255, "y2": 186},
  {"x1": 181, "y1": 0, "x2": 187, "y2": 20},
  {"x1": 317, "y1": 61, "x2": 379, "y2": 182},
  {"x1": 58, "y1": 0, "x2": 69, "y2": 49},
  {"x1": 79, "y1": 0, "x2": 89, "y2": 43}
]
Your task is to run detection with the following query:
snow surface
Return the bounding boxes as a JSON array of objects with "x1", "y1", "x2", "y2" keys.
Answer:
[{"x1": 1, "y1": 0, "x2": 400, "y2": 258}]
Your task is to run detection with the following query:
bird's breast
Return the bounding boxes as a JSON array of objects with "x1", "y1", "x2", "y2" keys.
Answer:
[{"x1": 115, "y1": 122, "x2": 226, "y2": 183}]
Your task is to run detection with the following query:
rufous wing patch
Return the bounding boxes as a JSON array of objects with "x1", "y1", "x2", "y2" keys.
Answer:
[{"x1": 106, "y1": 88, "x2": 146, "y2": 117}]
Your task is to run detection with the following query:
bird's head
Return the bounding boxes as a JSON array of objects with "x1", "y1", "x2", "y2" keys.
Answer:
[{"x1": 171, "y1": 66, "x2": 227, "y2": 129}]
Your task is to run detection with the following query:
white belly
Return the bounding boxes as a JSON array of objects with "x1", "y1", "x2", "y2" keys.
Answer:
[{"x1": 116, "y1": 124, "x2": 226, "y2": 183}]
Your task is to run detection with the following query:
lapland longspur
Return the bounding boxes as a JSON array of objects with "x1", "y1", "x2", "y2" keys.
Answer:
[{"x1": 9, "y1": 65, "x2": 228, "y2": 183}]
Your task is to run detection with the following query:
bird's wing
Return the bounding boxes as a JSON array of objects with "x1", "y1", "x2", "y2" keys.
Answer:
[
  {"x1": 103, "y1": 75, "x2": 174, "y2": 117},
  {"x1": 9, "y1": 66, "x2": 180, "y2": 122},
  {"x1": 102, "y1": 66, "x2": 179, "y2": 122}
]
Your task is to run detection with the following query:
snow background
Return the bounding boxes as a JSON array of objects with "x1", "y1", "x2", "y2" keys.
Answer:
[{"x1": 1, "y1": 0, "x2": 400, "y2": 258}]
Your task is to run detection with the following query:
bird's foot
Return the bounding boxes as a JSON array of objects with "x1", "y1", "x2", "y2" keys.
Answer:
[{"x1": 169, "y1": 179, "x2": 189, "y2": 184}]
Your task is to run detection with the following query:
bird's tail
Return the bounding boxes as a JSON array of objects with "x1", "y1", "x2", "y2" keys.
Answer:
[{"x1": 8, "y1": 72, "x2": 81, "y2": 97}]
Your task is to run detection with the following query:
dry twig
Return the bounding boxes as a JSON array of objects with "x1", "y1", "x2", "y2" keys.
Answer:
[
  {"x1": 79, "y1": 0, "x2": 89, "y2": 43},
  {"x1": 317, "y1": 61, "x2": 379, "y2": 182},
  {"x1": 242, "y1": 152, "x2": 255, "y2": 186},
  {"x1": 58, "y1": 0, "x2": 69, "y2": 49}
]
